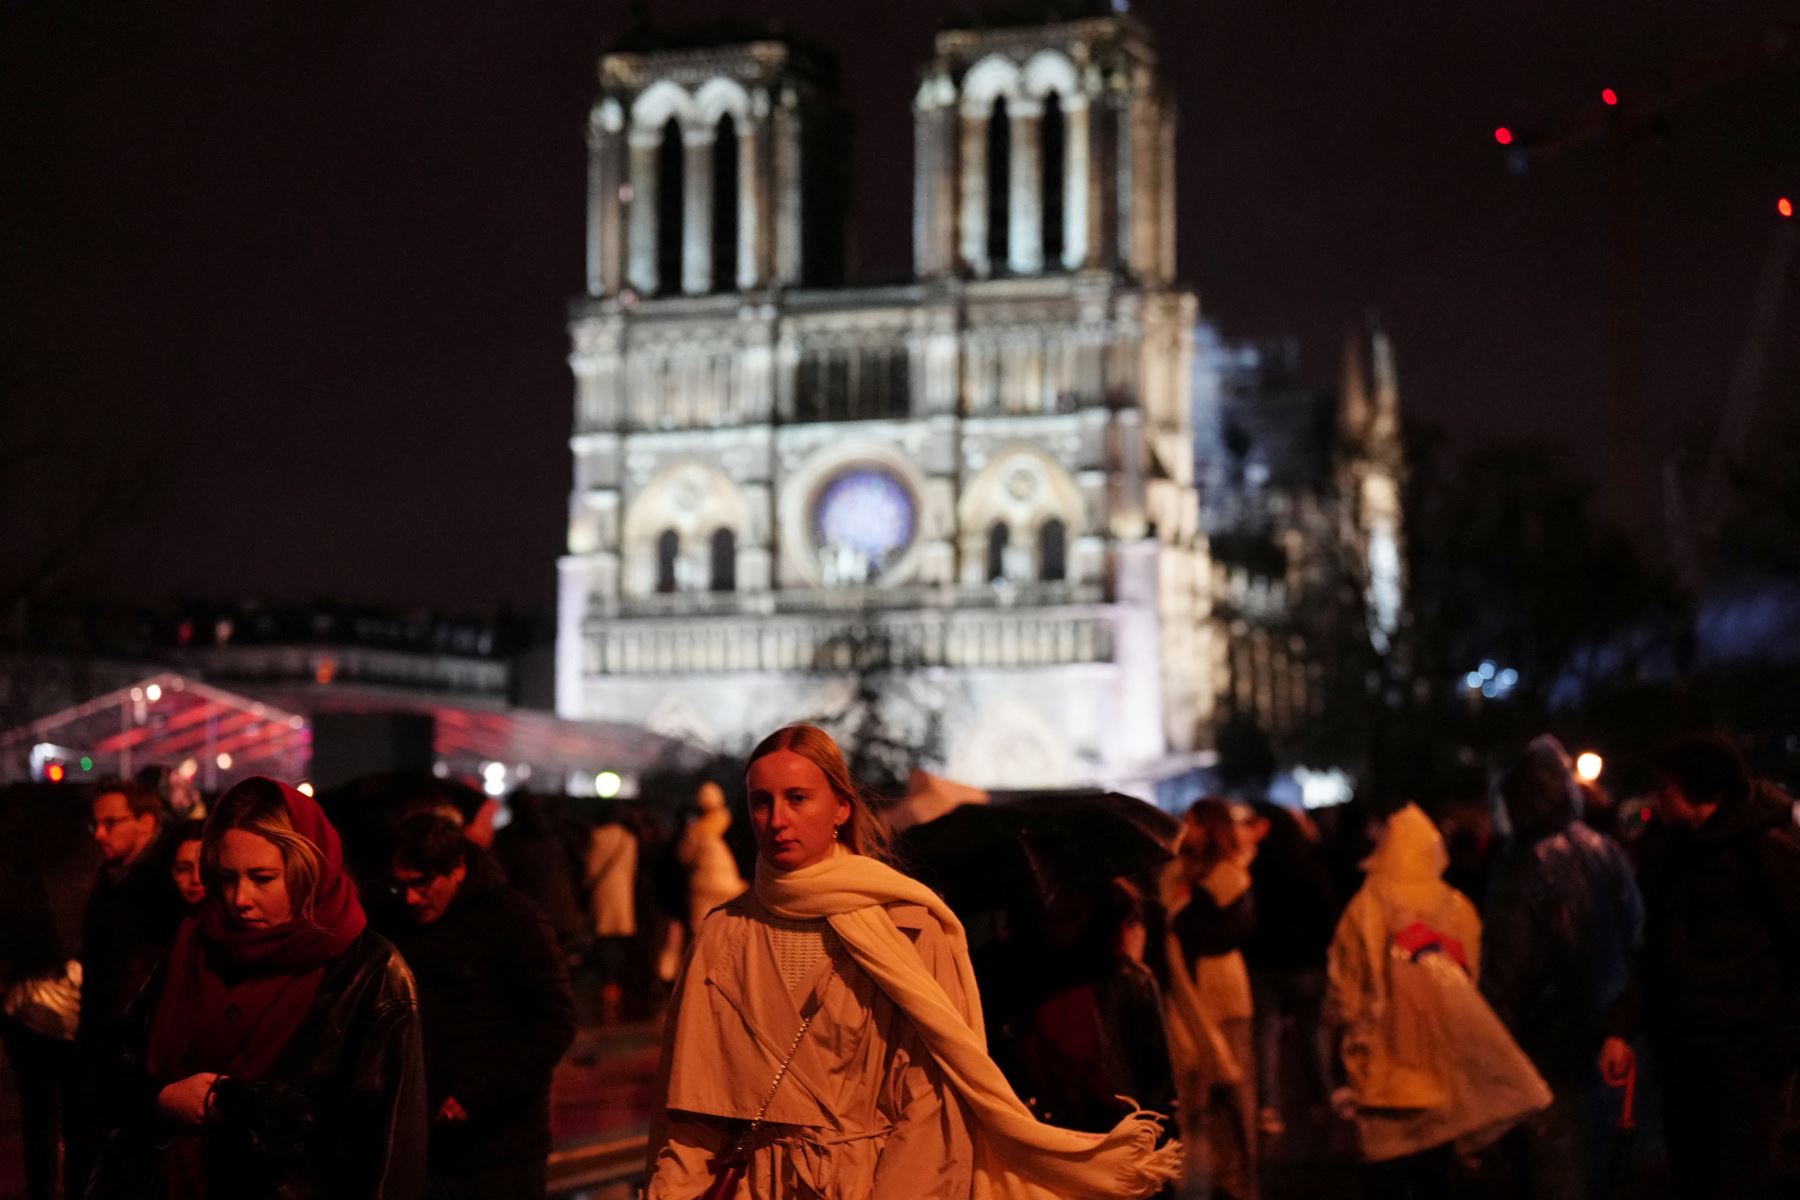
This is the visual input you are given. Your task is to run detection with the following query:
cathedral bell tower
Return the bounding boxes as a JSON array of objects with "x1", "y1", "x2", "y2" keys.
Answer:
[
  {"x1": 912, "y1": 9, "x2": 1175, "y2": 284},
  {"x1": 584, "y1": 36, "x2": 846, "y2": 299}
]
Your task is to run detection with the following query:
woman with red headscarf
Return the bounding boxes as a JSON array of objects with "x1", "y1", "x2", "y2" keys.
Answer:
[{"x1": 85, "y1": 776, "x2": 427, "y2": 1200}]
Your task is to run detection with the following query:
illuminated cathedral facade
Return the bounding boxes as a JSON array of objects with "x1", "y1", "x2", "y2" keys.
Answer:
[{"x1": 555, "y1": 9, "x2": 1402, "y2": 791}]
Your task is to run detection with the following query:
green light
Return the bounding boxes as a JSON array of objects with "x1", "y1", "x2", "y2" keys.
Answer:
[{"x1": 79, "y1": 756, "x2": 93, "y2": 772}]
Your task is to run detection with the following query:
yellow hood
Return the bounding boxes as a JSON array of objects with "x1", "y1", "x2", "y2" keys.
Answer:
[{"x1": 1361, "y1": 803, "x2": 1449, "y2": 885}]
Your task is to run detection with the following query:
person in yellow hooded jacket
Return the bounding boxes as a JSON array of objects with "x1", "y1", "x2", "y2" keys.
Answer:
[{"x1": 1326, "y1": 803, "x2": 1550, "y2": 1198}]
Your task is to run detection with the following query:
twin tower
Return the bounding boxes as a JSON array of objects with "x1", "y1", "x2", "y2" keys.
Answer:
[{"x1": 581, "y1": 10, "x2": 1175, "y2": 299}]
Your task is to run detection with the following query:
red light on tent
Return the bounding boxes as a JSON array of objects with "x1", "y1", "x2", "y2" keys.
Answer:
[
  {"x1": 46, "y1": 763, "x2": 65, "y2": 783},
  {"x1": 1601, "y1": 87, "x2": 1619, "y2": 107},
  {"x1": 1780, "y1": 197, "x2": 1794, "y2": 219},
  {"x1": 1494, "y1": 127, "x2": 1514, "y2": 146}
]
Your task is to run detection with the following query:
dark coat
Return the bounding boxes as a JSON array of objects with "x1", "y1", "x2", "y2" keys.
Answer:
[
  {"x1": 1613, "y1": 784, "x2": 1800, "y2": 1069},
  {"x1": 68, "y1": 845, "x2": 187, "y2": 1190},
  {"x1": 383, "y1": 847, "x2": 575, "y2": 1175},
  {"x1": 1243, "y1": 813, "x2": 1337, "y2": 975},
  {"x1": 1481, "y1": 817, "x2": 1643, "y2": 1080},
  {"x1": 0, "y1": 783, "x2": 98, "y2": 985},
  {"x1": 1171, "y1": 877, "x2": 1254, "y2": 963},
  {"x1": 493, "y1": 819, "x2": 586, "y2": 956},
  {"x1": 78, "y1": 849, "x2": 183, "y2": 1055},
  {"x1": 86, "y1": 929, "x2": 428, "y2": 1200}
]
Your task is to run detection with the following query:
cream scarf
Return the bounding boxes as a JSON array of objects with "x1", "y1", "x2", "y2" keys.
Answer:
[{"x1": 755, "y1": 849, "x2": 1182, "y2": 1200}]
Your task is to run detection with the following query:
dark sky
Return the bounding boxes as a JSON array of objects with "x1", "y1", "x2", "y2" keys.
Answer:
[{"x1": 4, "y1": 1, "x2": 1796, "y2": 617}]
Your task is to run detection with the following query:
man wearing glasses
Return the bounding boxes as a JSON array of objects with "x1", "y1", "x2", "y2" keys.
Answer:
[{"x1": 68, "y1": 779, "x2": 174, "y2": 1195}]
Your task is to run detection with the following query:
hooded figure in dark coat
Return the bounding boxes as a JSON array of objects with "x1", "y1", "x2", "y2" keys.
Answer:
[
  {"x1": 1601, "y1": 734, "x2": 1800, "y2": 1199},
  {"x1": 1481, "y1": 735, "x2": 1643, "y2": 1198}
]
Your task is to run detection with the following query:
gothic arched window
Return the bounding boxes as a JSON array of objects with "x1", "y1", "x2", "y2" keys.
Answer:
[
  {"x1": 1038, "y1": 517, "x2": 1067, "y2": 582},
  {"x1": 655, "y1": 528, "x2": 680, "y2": 594},
  {"x1": 655, "y1": 118, "x2": 684, "y2": 294},
  {"x1": 986, "y1": 521, "x2": 1010, "y2": 583},
  {"x1": 986, "y1": 97, "x2": 1011, "y2": 271},
  {"x1": 711, "y1": 113, "x2": 739, "y2": 292},
  {"x1": 710, "y1": 527, "x2": 737, "y2": 592},
  {"x1": 1041, "y1": 92, "x2": 1066, "y2": 268}
]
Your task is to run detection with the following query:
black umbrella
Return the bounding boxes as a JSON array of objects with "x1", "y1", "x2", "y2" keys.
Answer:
[
  {"x1": 317, "y1": 770, "x2": 485, "y2": 886},
  {"x1": 1001, "y1": 789, "x2": 1181, "y2": 864},
  {"x1": 897, "y1": 790, "x2": 1176, "y2": 919}
]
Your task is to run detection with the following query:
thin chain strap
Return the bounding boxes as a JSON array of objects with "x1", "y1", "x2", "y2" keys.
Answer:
[
  {"x1": 748, "y1": 1010, "x2": 815, "y2": 1131},
  {"x1": 717, "y1": 1007, "x2": 817, "y2": 1167}
]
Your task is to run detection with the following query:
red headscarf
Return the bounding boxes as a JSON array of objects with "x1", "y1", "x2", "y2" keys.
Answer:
[{"x1": 147, "y1": 777, "x2": 367, "y2": 1084}]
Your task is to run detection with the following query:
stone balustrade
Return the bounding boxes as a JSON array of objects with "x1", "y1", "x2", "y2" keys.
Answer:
[{"x1": 580, "y1": 605, "x2": 1114, "y2": 676}]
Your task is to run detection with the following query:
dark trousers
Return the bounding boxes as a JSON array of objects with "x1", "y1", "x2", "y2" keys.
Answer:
[
  {"x1": 1249, "y1": 967, "x2": 1332, "y2": 1117},
  {"x1": 1, "y1": 1017, "x2": 75, "y2": 1200},
  {"x1": 427, "y1": 1158, "x2": 549, "y2": 1200},
  {"x1": 1490, "y1": 1070, "x2": 1594, "y2": 1200},
  {"x1": 1661, "y1": 1054, "x2": 1796, "y2": 1199},
  {"x1": 1361, "y1": 1143, "x2": 1455, "y2": 1200}
]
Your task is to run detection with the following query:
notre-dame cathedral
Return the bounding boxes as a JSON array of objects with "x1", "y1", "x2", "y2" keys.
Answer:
[{"x1": 555, "y1": 6, "x2": 1403, "y2": 794}]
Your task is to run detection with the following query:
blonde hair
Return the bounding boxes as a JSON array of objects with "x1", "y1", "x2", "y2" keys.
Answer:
[
  {"x1": 747, "y1": 724, "x2": 895, "y2": 864},
  {"x1": 203, "y1": 778, "x2": 328, "y2": 924}
]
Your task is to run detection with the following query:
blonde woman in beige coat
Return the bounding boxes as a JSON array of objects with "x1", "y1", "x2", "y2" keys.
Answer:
[{"x1": 646, "y1": 725, "x2": 1182, "y2": 1200}]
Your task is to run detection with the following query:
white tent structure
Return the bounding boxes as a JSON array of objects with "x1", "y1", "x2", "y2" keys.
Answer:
[{"x1": 0, "y1": 672, "x2": 701, "y2": 796}]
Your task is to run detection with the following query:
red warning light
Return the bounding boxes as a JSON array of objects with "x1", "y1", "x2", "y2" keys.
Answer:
[
  {"x1": 1601, "y1": 87, "x2": 1619, "y2": 107},
  {"x1": 1781, "y1": 197, "x2": 1794, "y2": 219},
  {"x1": 1494, "y1": 127, "x2": 1514, "y2": 146},
  {"x1": 46, "y1": 763, "x2": 65, "y2": 783}
]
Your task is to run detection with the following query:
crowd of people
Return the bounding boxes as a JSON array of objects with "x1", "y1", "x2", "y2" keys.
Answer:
[
  {"x1": 0, "y1": 725, "x2": 1794, "y2": 1199},
  {"x1": 1144, "y1": 730, "x2": 1800, "y2": 1199},
  {"x1": 0, "y1": 768, "x2": 580, "y2": 1200}
]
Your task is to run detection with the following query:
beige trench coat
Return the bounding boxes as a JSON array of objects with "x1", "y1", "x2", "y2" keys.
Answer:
[{"x1": 647, "y1": 892, "x2": 974, "y2": 1199}]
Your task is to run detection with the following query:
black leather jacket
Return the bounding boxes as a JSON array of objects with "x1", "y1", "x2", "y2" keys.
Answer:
[{"x1": 85, "y1": 929, "x2": 428, "y2": 1200}]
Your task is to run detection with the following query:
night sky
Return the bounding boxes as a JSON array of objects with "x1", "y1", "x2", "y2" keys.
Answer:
[{"x1": 4, "y1": 1, "x2": 1796, "y2": 617}]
